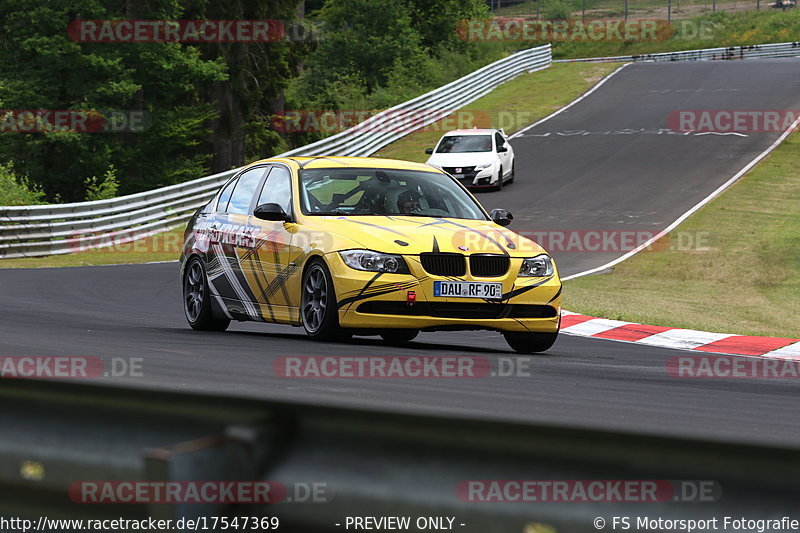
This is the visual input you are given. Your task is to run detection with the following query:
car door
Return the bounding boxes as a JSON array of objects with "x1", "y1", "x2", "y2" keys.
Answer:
[
  {"x1": 206, "y1": 165, "x2": 268, "y2": 319},
  {"x1": 495, "y1": 131, "x2": 511, "y2": 180},
  {"x1": 241, "y1": 164, "x2": 302, "y2": 324}
]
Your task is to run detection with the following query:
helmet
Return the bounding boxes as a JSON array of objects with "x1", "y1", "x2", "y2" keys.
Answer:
[{"x1": 397, "y1": 190, "x2": 422, "y2": 213}]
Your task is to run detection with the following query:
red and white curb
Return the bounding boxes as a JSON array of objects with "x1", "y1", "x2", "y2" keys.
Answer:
[{"x1": 560, "y1": 311, "x2": 800, "y2": 360}]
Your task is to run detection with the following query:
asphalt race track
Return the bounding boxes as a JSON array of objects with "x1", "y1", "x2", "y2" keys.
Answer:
[
  {"x1": 487, "y1": 59, "x2": 800, "y2": 277},
  {"x1": 3, "y1": 60, "x2": 800, "y2": 445}
]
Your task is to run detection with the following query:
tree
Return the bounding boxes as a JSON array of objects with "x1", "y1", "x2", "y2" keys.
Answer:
[
  {"x1": 182, "y1": 0, "x2": 304, "y2": 170},
  {"x1": 0, "y1": 0, "x2": 230, "y2": 200}
]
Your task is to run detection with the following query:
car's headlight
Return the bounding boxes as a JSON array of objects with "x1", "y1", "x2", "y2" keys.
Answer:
[
  {"x1": 339, "y1": 250, "x2": 410, "y2": 274},
  {"x1": 474, "y1": 162, "x2": 493, "y2": 172},
  {"x1": 518, "y1": 254, "x2": 554, "y2": 277}
]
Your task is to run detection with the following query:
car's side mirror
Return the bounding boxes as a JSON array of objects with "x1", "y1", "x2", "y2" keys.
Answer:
[
  {"x1": 425, "y1": 148, "x2": 434, "y2": 154},
  {"x1": 254, "y1": 203, "x2": 290, "y2": 222},
  {"x1": 490, "y1": 208, "x2": 513, "y2": 227},
  {"x1": 497, "y1": 145, "x2": 508, "y2": 153}
]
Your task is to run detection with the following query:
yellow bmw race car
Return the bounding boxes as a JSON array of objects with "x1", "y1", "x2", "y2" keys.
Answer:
[{"x1": 180, "y1": 157, "x2": 562, "y2": 353}]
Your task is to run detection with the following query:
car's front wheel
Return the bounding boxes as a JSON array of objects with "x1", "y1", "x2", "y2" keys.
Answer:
[
  {"x1": 183, "y1": 257, "x2": 230, "y2": 332},
  {"x1": 489, "y1": 166, "x2": 504, "y2": 192},
  {"x1": 503, "y1": 331, "x2": 558, "y2": 354},
  {"x1": 301, "y1": 259, "x2": 343, "y2": 341}
]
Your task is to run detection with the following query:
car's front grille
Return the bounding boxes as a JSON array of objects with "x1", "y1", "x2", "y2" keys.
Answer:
[
  {"x1": 509, "y1": 305, "x2": 559, "y2": 319},
  {"x1": 442, "y1": 166, "x2": 476, "y2": 175},
  {"x1": 469, "y1": 254, "x2": 509, "y2": 277},
  {"x1": 357, "y1": 301, "x2": 504, "y2": 319},
  {"x1": 356, "y1": 301, "x2": 558, "y2": 320},
  {"x1": 420, "y1": 253, "x2": 466, "y2": 276},
  {"x1": 443, "y1": 166, "x2": 478, "y2": 186},
  {"x1": 428, "y1": 302, "x2": 505, "y2": 319}
]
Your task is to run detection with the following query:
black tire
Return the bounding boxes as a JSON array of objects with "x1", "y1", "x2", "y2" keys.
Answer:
[
  {"x1": 503, "y1": 331, "x2": 558, "y2": 354},
  {"x1": 183, "y1": 257, "x2": 230, "y2": 332},
  {"x1": 489, "y1": 166, "x2": 503, "y2": 192},
  {"x1": 380, "y1": 329, "x2": 419, "y2": 345},
  {"x1": 301, "y1": 259, "x2": 343, "y2": 341},
  {"x1": 507, "y1": 161, "x2": 515, "y2": 184}
]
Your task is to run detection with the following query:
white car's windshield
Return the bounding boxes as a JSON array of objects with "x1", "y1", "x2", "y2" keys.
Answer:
[
  {"x1": 435, "y1": 135, "x2": 492, "y2": 153},
  {"x1": 299, "y1": 168, "x2": 487, "y2": 219}
]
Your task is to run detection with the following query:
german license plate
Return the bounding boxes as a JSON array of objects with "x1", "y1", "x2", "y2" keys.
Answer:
[{"x1": 433, "y1": 281, "x2": 502, "y2": 299}]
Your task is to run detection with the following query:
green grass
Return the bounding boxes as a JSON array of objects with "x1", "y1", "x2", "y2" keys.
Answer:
[
  {"x1": 375, "y1": 62, "x2": 621, "y2": 162},
  {"x1": 0, "y1": 228, "x2": 185, "y2": 269},
  {"x1": 564, "y1": 131, "x2": 800, "y2": 339}
]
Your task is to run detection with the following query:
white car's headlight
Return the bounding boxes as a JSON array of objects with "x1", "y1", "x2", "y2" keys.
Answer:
[
  {"x1": 340, "y1": 250, "x2": 410, "y2": 274},
  {"x1": 518, "y1": 254, "x2": 554, "y2": 277},
  {"x1": 474, "y1": 162, "x2": 493, "y2": 172}
]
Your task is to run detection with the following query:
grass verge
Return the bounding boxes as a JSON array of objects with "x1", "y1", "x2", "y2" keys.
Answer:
[
  {"x1": 375, "y1": 61, "x2": 620, "y2": 162},
  {"x1": 564, "y1": 130, "x2": 800, "y2": 338},
  {"x1": 0, "y1": 228, "x2": 185, "y2": 269}
]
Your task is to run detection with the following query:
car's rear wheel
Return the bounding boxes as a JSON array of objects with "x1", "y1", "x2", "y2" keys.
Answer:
[
  {"x1": 380, "y1": 329, "x2": 419, "y2": 345},
  {"x1": 503, "y1": 331, "x2": 558, "y2": 354},
  {"x1": 301, "y1": 259, "x2": 344, "y2": 341},
  {"x1": 507, "y1": 161, "x2": 515, "y2": 184},
  {"x1": 183, "y1": 257, "x2": 230, "y2": 332}
]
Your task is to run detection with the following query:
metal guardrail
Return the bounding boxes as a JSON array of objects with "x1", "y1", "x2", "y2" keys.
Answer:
[
  {"x1": 554, "y1": 41, "x2": 800, "y2": 63},
  {"x1": 0, "y1": 45, "x2": 552, "y2": 259},
  {"x1": 2, "y1": 379, "x2": 800, "y2": 531}
]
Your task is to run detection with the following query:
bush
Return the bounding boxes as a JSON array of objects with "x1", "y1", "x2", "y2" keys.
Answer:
[
  {"x1": 84, "y1": 165, "x2": 120, "y2": 202},
  {"x1": 0, "y1": 163, "x2": 46, "y2": 206},
  {"x1": 541, "y1": 0, "x2": 574, "y2": 20}
]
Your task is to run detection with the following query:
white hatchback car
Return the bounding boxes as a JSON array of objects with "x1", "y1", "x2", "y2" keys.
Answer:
[{"x1": 425, "y1": 128, "x2": 514, "y2": 191}]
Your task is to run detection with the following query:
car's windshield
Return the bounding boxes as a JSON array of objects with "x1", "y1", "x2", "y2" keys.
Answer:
[
  {"x1": 435, "y1": 135, "x2": 492, "y2": 153},
  {"x1": 299, "y1": 168, "x2": 487, "y2": 219}
]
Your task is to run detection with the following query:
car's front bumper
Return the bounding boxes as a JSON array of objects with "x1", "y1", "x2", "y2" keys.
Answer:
[{"x1": 328, "y1": 252, "x2": 561, "y2": 333}]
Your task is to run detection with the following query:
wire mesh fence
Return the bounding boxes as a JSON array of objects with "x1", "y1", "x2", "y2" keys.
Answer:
[{"x1": 489, "y1": 0, "x2": 794, "y2": 21}]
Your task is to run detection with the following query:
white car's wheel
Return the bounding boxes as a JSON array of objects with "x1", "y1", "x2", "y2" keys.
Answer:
[{"x1": 489, "y1": 166, "x2": 503, "y2": 192}]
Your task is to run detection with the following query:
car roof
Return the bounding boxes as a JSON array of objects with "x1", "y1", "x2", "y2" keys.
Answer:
[
  {"x1": 441, "y1": 129, "x2": 500, "y2": 136},
  {"x1": 245, "y1": 156, "x2": 442, "y2": 172}
]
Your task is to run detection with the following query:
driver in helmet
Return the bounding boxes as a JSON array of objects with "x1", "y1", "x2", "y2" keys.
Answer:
[{"x1": 397, "y1": 189, "x2": 423, "y2": 215}]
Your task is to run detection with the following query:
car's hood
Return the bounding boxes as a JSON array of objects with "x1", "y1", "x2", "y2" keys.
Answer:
[
  {"x1": 302, "y1": 215, "x2": 545, "y2": 257},
  {"x1": 425, "y1": 152, "x2": 495, "y2": 169}
]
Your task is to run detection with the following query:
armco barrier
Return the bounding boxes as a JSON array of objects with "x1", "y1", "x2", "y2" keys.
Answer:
[
  {"x1": 2, "y1": 379, "x2": 800, "y2": 530},
  {"x1": 0, "y1": 45, "x2": 552, "y2": 259},
  {"x1": 554, "y1": 41, "x2": 800, "y2": 63}
]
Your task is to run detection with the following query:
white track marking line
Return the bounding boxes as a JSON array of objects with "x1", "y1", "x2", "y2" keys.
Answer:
[
  {"x1": 763, "y1": 342, "x2": 800, "y2": 361},
  {"x1": 563, "y1": 112, "x2": 800, "y2": 281},
  {"x1": 637, "y1": 329, "x2": 734, "y2": 350},
  {"x1": 560, "y1": 318, "x2": 631, "y2": 336},
  {"x1": 509, "y1": 63, "x2": 631, "y2": 140}
]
